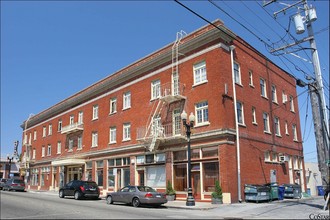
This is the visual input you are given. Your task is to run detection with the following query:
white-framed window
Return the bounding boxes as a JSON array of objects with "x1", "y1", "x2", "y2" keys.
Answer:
[
  {"x1": 193, "y1": 61, "x2": 207, "y2": 85},
  {"x1": 47, "y1": 144, "x2": 51, "y2": 156},
  {"x1": 93, "y1": 105, "x2": 99, "y2": 120},
  {"x1": 70, "y1": 115, "x2": 74, "y2": 125},
  {"x1": 195, "y1": 101, "x2": 209, "y2": 125},
  {"x1": 48, "y1": 124, "x2": 52, "y2": 136},
  {"x1": 58, "y1": 119, "x2": 62, "y2": 132},
  {"x1": 110, "y1": 97, "x2": 117, "y2": 114},
  {"x1": 78, "y1": 111, "x2": 83, "y2": 124},
  {"x1": 236, "y1": 101, "x2": 244, "y2": 125},
  {"x1": 292, "y1": 124, "x2": 298, "y2": 141},
  {"x1": 272, "y1": 152, "x2": 278, "y2": 162},
  {"x1": 32, "y1": 149, "x2": 36, "y2": 159},
  {"x1": 264, "y1": 151, "x2": 270, "y2": 162},
  {"x1": 42, "y1": 126, "x2": 46, "y2": 137},
  {"x1": 263, "y1": 112, "x2": 270, "y2": 133},
  {"x1": 151, "y1": 79, "x2": 161, "y2": 100},
  {"x1": 260, "y1": 78, "x2": 267, "y2": 98},
  {"x1": 289, "y1": 95, "x2": 295, "y2": 112},
  {"x1": 285, "y1": 121, "x2": 289, "y2": 135},
  {"x1": 92, "y1": 132, "x2": 98, "y2": 147},
  {"x1": 123, "y1": 91, "x2": 131, "y2": 109},
  {"x1": 33, "y1": 130, "x2": 37, "y2": 140},
  {"x1": 271, "y1": 85, "x2": 278, "y2": 103},
  {"x1": 274, "y1": 116, "x2": 281, "y2": 136},
  {"x1": 252, "y1": 107, "x2": 257, "y2": 124},
  {"x1": 249, "y1": 70, "x2": 254, "y2": 87},
  {"x1": 69, "y1": 138, "x2": 74, "y2": 151},
  {"x1": 57, "y1": 141, "x2": 61, "y2": 154},
  {"x1": 110, "y1": 127, "x2": 116, "y2": 144},
  {"x1": 77, "y1": 136, "x2": 82, "y2": 150},
  {"x1": 234, "y1": 62, "x2": 241, "y2": 85},
  {"x1": 41, "y1": 146, "x2": 45, "y2": 157},
  {"x1": 123, "y1": 123, "x2": 131, "y2": 141}
]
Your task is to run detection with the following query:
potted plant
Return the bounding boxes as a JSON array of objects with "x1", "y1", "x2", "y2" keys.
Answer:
[
  {"x1": 166, "y1": 180, "x2": 176, "y2": 201},
  {"x1": 211, "y1": 180, "x2": 223, "y2": 204}
]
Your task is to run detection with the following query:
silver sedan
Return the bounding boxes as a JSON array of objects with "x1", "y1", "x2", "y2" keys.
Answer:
[{"x1": 106, "y1": 185, "x2": 167, "y2": 207}]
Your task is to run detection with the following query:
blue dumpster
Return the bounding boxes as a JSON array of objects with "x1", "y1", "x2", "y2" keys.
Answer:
[
  {"x1": 317, "y1": 186, "x2": 324, "y2": 196},
  {"x1": 278, "y1": 186, "x2": 285, "y2": 200}
]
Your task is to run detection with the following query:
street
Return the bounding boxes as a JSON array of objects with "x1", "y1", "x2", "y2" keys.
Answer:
[{"x1": 0, "y1": 190, "x2": 329, "y2": 219}]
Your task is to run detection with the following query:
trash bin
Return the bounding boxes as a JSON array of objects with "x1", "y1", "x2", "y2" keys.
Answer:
[
  {"x1": 265, "y1": 182, "x2": 279, "y2": 200},
  {"x1": 317, "y1": 186, "x2": 324, "y2": 196},
  {"x1": 278, "y1": 186, "x2": 285, "y2": 200},
  {"x1": 244, "y1": 184, "x2": 270, "y2": 203},
  {"x1": 283, "y1": 184, "x2": 302, "y2": 199}
]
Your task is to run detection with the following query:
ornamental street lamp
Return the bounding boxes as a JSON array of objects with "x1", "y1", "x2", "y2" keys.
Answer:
[
  {"x1": 181, "y1": 110, "x2": 195, "y2": 206},
  {"x1": 7, "y1": 154, "x2": 14, "y2": 179}
]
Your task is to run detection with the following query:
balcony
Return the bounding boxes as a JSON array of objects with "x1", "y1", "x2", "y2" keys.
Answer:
[
  {"x1": 159, "y1": 82, "x2": 186, "y2": 104},
  {"x1": 61, "y1": 122, "x2": 84, "y2": 134}
]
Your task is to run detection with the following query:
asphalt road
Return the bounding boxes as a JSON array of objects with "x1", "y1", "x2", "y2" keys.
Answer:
[{"x1": 1, "y1": 190, "x2": 329, "y2": 219}]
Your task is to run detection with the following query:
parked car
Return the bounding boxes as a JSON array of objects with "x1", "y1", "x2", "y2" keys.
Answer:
[
  {"x1": 0, "y1": 178, "x2": 7, "y2": 190},
  {"x1": 59, "y1": 180, "x2": 100, "y2": 200},
  {"x1": 106, "y1": 185, "x2": 167, "y2": 207},
  {"x1": 2, "y1": 178, "x2": 25, "y2": 192}
]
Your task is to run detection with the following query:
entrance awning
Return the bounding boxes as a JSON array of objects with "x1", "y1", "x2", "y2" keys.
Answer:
[{"x1": 51, "y1": 159, "x2": 85, "y2": 166}]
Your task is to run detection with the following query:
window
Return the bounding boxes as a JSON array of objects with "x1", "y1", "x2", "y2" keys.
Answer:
[
  {"x1": 234, "y1": 62, "x2": 241, "y2": 85},
  {"x1": 172, "y1": 72, "x2": 179, "y2": 95},
  {"x1": 174, "y1": 164, "x2": 187, "y2": 191},
  {"x1": 70, "y1": 115, "x2": 74, "y2": 125},
  {"x1": 236, "y1": 101, "x2": 244, "y2": 125},
  {"x1": 249, "y1": 70, "x2": 254, "y2": 87},
  {"x1": 123, "y1": 91, "x2": 131, "y2": 109},
  {"x1": 32, "y1": 149, "x2": 36, "y2": 159},
  {"x1": 48, "y1": 124, "x2": 52, "y2": 136},
  {"x1": 42, "y1": 146, "x2": 45, "y2": 157},
  {"x1": 47, "y1": 145, "x2": 51, "y2": 156},
  {"x1": 263, "y1": 112, "x2": 270, "y2": 133},
  {"x1": 260, "y1": 78, "x2": 267, "y2": 98},
  {"x1": 202, "y1": 147, "x2": 218, "y2": 158},
  {"x1": 292, "y1": 124, "x2": 298, "y2": 141},
  {"x1": 285, "y1": 121, "x2": 289, "y2": 135},
  {"x1": 110, "y1": 98, "x2": 117, "y2": 114},
  {"x1": 203, "y1": 162, "x2": 219, "y2": 192},
  {"x1": 289, "y1": 96, "x2": 295, "y2": 112},
  {"x1": 151, "y1": 79, "x2": 161, "y2": 100},
  {"x1": 58, "y1": 120, "x2": 62, "y2": 132},
  {"x1": 68, "y1": 138, "x2": 74, "y2": 151},
  {"x1": 173, "y1": 150, "x2": 187, "y2": 161},
  {"x1": 92, "y1": 132, "x2": 98, "y2": 147},
  {"x1": 123, "y1": 123, "x2": 131, "y2": 141},
  {"x1": 173, "y1": 109, "x2": 182, "y2": 135},
  {"x1": 42, "y1": 126, "x2": 46, "y2": 137},
  {"x1": 108, "y1": 169, "x2": 115, "y2": 187},
  {"x1": 272, "y1": 153, "x2": 278, "y2": 162},
  {"x1": 274, "y1": 116, "x2": 281, "y2": 136},
  {"x1": 86, "y1": 161, "x2": 92, "y2": 181},
  {"x1": 77, "y1": 136, "x2": 82, "y2": 150},
  {"x1": 57, "y1": 141, "x2": 61, "y2": 154},
  {"x1": 78, "y1": 111, "x2": 83, "y2": 124},
  {"x1": 193, "y1": 61, "x2": 207, "y2": 85},
  {"x1": 109, "y1": 127, "x2": 116, "y2": 144},
  {"x1": 252, "y1": 107, "x2": 257, "y2": 124},
  {"x1": 96, "y1": 160, "x2": 103, "y2": 187},
  {"x1": 93, "y1": 105, "x2": 99, "y2": 120},
  {"x1": 195, "y1": 101, "x2": 209, "y2": 125},
  {"x1": 146, "y1": 166, "x2": 166, "y2": 188},
  {"x1": 264, "y1": 151, "x2": 270, "y2": 161},
  {"x1": 271, "y1": 85, "x2": 277, "y2": 103},
  {"x1": 33, "y1": 130, "x2": 37, "y2": 140}
]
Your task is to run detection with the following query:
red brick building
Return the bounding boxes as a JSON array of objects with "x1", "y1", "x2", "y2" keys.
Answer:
[{"x1": 20, "y1": 20, "x2": 305, "y2": 203}]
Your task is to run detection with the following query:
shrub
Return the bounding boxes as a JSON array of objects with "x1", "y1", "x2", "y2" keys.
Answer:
[
  {"x1": 211, "y1": 180, "x2": 223, "y2": 199},
  {"x1": 166, "y1": 180, "x2": 176, "y2": 195}
]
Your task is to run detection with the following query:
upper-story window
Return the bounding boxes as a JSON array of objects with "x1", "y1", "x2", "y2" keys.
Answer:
[
  {"x1": 252, "y1": 107, "x2": 257, "y2": 124},
  {"x1": 48, "y1": 124, "x2": 52, "y2": 136},
  {"x1": 68, "y1": 138, "x2": 74, "y2": 151},
  {"x1": 109, "y1": 127, "x2": 116, "y2": 144},
  {"x1": 110, "y1": 97, "x2": 117, "y2": 114},
  {"x1": 42, "y1": 126, "x2": 46, "y2": 137},
  {"x1": 151, "y1": 79, "x2": 161, "y2": 100},
  {"x1": 77, "y1": 136, "x2": 82, "y2": 150},
  {"x1": 234, "y1": 62, "x2": 241, "y2": 85},
  {"x1": 285, "y1": 120, "x2": 289, "y2": 135},
  {"x1": 271, "y1": 85, "x2": 278, "y2": 103},
  {"x1": 32, "y1": 149, "x2": 36, "y2": 159},
  {"x1": 195, "y1": 101, "x2": 209, "y2": 126},
  {"x1": 41, "y1": 146, "x2": 45, "y2": 157},
  {"x1": 33, "y1": 130, "x2": 37, "y2": 141},
  {"x1": 263, "y1": 112, "x2": 270, "y2": 133},
  {"x1": 58, "y1": 119, "x2": 62, "y2": 132},
  {"x1": 260, "y1": 78, "x2": 267, "y2": 98},
  {"x1": 193, "y1": 61, "x2": 207, "y2": 85},
  {"x1": 57, "y1": 141, "x2": 61, "y2": 154},
  {"x1": 123, "y1": 123, "x2": 131, "y2": 141},
  {"x1": 78, "y1": 111, "x2": 83, "y2": 124},
  {"x1": 249, "y1": 70, "x2": 254, "y2": 87},
  {"x1": 47, "y1": 144, "x2": 51, "y2": 156},
  {"x1": 274, "y1": 116, "x2": 281, "y2": 136},
  {"x1": 292, "y1": 124, "x2": 298, "y2": 141},
  {"x1": 123, "y1": 91, "x2": 131, "y2": 110},
  {"x1": 92, "y1": 131, "x2": 98, "y2": 147},
  {"x1": 93, "y1": 105, "x2": 99, "y2": 120},
  {"x1": 236, "y1": 101, "x2": 245, "y2": 125},
  {"x1": 289, "y1": 95, "x2": 295, "y2": 112},
  {"x1": 70, "y1": 115, "x2": 74, "y2": 125}
]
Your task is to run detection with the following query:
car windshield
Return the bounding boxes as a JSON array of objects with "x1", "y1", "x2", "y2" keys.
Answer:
[
  {"x1": 13, "y1": 180, "x2": 24, "y2": 184},
  {"x1": 84, "y1": 181, "x2": 97, "y2": 187},
  {"x1": 137, "y1": 186, "x2": 156, "y2": 192}
]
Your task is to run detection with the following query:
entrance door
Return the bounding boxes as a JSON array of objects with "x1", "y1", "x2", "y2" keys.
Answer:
[
  {"x1": 191, "y1": 172, "x2": 201, "y2": 200},
  {"x1": 138, "y1": 170, "x2": 145, "y2": 186}
]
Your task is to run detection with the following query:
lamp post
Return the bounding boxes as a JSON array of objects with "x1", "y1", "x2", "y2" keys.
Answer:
[
  {"x1": 7, "y1": 154, "x2": 14, "y2": 179},
  {"x1": 181, "y1": 110, "x2": 195, "y2": 206}
]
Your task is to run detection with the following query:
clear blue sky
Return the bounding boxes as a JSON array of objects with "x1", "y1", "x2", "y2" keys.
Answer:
[{"x1": 1, "y1": 1, "x2": 329, "y2": 163}]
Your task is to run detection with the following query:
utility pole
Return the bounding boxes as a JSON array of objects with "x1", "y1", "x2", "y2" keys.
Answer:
[{"x1": 263, "y1": 0, "x2": 329, "y2": 188}]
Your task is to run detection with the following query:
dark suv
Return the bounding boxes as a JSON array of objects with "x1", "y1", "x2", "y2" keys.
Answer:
[{"x1": 59, "y1": 180, "x2": 100, "y2": 200}]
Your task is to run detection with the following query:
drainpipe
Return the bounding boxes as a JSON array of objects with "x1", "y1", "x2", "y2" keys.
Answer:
[{"x1": 230, "y1": 45, "x2": 242, "y2": 202}]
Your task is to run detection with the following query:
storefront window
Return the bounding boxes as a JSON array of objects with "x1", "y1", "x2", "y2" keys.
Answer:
[
  {"x1": 203, "y1": 162, "x2": 219, "y2": 192},
  {"x1": 123, "y1": 168, "x2": 130, "y2": 186},
  {"x1": 96, "y1": 160, "x2": 103, "y2": 187},
  {"x1": 108, "y1": 169, "x2": 115, "y2": 187},
  {"x1": 146, "y1": 154, "x2": 154, "y2": 164},
  {"x1": 173, "y1": 150, "x2": 186, "y2": 161},
  {"x1": 174, "y1": 164, "x2": 187, "y2": 191},
  {"x1": 191, "y1": 149, "x2": 200, "y2": 159},
  {"x1": 146, "y1": 166, "x2": 166, "y2": 187},
  {"x1": 108, "y1": 159, "x2": 115, "y2": 166},
  {"x1": 202, "y1": 147, "x2": 218, "y2": 158}
]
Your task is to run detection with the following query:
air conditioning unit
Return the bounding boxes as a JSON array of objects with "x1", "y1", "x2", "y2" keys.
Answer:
[
  {"x1": 282, "y1": 94, "x2": 288, "y2": 104},
  {"x1": 279, "y1": 155, "x2": 287, "y2": 163}
]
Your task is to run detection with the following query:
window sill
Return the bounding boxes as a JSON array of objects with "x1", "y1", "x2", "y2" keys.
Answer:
[
  {"x1": 122, "y1": 107, "x2": 131, "y2": 111},
  {"x1": 252, "y1": 122, "x2": 258, "y2": 126},
  {"x1": 192, "y1": 80, "x2": 208, "y2": 88},
  {"x1": 238, "y1": 123, "x2": 246, "y2": 127},
  {"x1": 276, "y1": 134, "x2": 282, "y2": 138},
  {"x1": 92, "y1": 118, "x2": 98, "y2": 121},
  {"x1": 91, "y1": 146, "x2": 98, "y2": 148},
  {"x1": 109, "y1": 111, "x2": 117, "y2": 115},
  {"x1": 68, "y1": 149, "x2": 73, "y2": 152},
  {"x1": 264, "y1": 131, "x2": 272, "y2": 135},
  {"x1": 261, "y1": 95, "x2": 268, "y2": 100},
  {"x1": 235, "y1": 83, "x2": 243, "y2": 88},
  {"x1": 194, "y1": 122, "x2": 210, "y2": 128},
  {"x1": 265, "y1": 160, "x2": 281, "y2": 164},
  {"x1": 249, "y1": 84, "x2": 255, "y2": 88},
  {"x1": 122, "y1": 139, "x2": 131, "y2": 142},
  {"x1": 109, "y1": 142, "x2": 116, "y2": 145},
  {"x1": 272, "y1": 101, "x2": 278, "y2": 105}
]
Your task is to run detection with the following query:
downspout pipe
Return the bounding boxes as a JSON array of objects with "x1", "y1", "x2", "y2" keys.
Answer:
[{"x1": 230, "y1": 45, "x2": 242, "y2": 202}]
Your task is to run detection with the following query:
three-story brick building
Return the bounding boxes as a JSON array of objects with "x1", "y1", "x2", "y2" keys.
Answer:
[{"x1": 20, "y1": 20, "x2": 305, "y2": 203}]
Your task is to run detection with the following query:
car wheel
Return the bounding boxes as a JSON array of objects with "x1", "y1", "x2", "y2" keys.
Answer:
[
  {"x1": 132, "y1": 197, "x2": 140, "y2": 207},
  {"x1": 59, "y1": 190, "x2": 64, "y2": 198},
  {"x1": 74, "y1": 191, "x2": 81, "y2": 200},
  {"x1": 106, "y1": 195, "x2": 113, "y2": 204}
]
